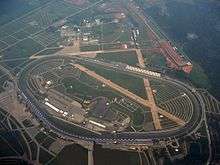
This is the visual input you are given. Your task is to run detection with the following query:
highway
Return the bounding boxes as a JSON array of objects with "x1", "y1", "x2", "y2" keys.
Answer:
[{"x1": 17, "y1": 55, "x2": 205, "y2": 144}]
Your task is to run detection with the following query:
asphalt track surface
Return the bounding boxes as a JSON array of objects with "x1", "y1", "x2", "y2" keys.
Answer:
[{"x1": 17, "y1": 55, "x2": 205, "y2": 144}]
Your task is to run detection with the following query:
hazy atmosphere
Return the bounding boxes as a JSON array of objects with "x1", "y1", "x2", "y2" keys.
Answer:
[{"x1": 0, "y1": 0, "x2": 219, "y2": 164}]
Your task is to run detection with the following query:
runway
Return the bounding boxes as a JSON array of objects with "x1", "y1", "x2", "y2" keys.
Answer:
[{"x1": 17, "y1": 55, "x2": 205, "y2": 144}]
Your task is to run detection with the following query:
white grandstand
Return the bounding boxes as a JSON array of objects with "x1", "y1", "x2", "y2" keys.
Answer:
[{"x1": 125, "y1": 65, "x2": 161, "y2": 77}]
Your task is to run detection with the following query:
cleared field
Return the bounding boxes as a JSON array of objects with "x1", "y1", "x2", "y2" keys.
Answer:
[
  {"x1": 35, "y1": 47, "x2": 63, "y2": 56},
  {"x1": 131, "y1": 109, "x2": 145, "y2": 127},
  {"x1": 0, "y1": 0, "x2": 51, "y2": 25},
  {"x1": 101, "y1": 23, "x2": 123, "y2": 43},
  {"x1": 67, "y1": 8, "x2": 95, "y2": 25},
  {"x1": 114, "y1": 28, "x2": 132, "y2": 43},
  {"x1": 79, "y1": 62, "x2": 148, "y2": 99},
  {"x1": 32, "y1": 29, "x2": 61, "y2": 47},
  {"x1": 80, "y1": 44, "x2": 100, "y2": 52},
  {"x1": 63, "y1": 77, "x2": 111, "y2": 97},
  {"x1": 0, "y1": 1, "x2": 79, "y2": 38},
  {"x1": 2, "y1": 38, "x2": 44, "y2": 59},
  {"x1": 141, "y1": 49, "x2": 166, "y2": 68},
  {"x1": 1, "y1": 38, "x2": 44, "y2": 67},
  {"x1": 96, "y1": 50, "x2": 139, "y2": 66},
  {"x1": 102, "y1": 43, "x2": 129, "y2": 50},
  {"x1": 0, "y1": 0, "x2": 81, "y2": 69},
  {"x1": 136, "y1": 25, "x2": 151, "y2": 43}
]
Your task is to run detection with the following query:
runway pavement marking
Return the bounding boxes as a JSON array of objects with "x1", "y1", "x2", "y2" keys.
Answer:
[
  {"x1": 136, "y1": 49, "x2": 145, "y2": 68},
  {"x1": 72, "y1": 64, "x2": 186, "y2": 128},
  {"x1": 143, "y1": 78, "x2": 162, "y2": 130},
  {"x1": 30, "y1": 48, "x2": 137, "y2": 59},
  {"x1": 136, "y1": 48, "x2": 161, "y2": 130}
]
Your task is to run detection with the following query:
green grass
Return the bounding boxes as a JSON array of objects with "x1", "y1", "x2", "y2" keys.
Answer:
[
  {"x1": 0, "y1": 1, "x2": 80, "y2": 35},
  {"x1": 101, "y1": 23, "x2": 122, "y2": 43},
  {"x1": 102, "y1": 43, "x2": 123, "y2": 50},
  {"x1": 91, "y1": 25, "x2": 102, "y2": 38},
  {"x1": 80, "y1": 44, "x2": 100, "y2": 51},
  {"x1": 62, "y1": 76, "x2": 119, "y2": 100},
  {"x1": 2, "y1": 38, "x2": 44, "y2": 59},
  {"x1": 170, "y1": 62, "x2": 211, "y2": 90},
  {"x1": 115, "y1": 28, "x2": 131, "y2": 43},
  {"x1": 132, "y1": 110, "x2": 145, "y2": 126},
  {"x1": 0, "y1": 0, "x2": 51, "y2": 25},
  {"x1": 141, "y1": 50, "x2": 167, "y2": 67},
  {"x1": 188, "y1": 62, "x2": 211, "y2": 89},
  {"x1": 79, "y1": 63, "x2": 148, "y2": 99},
  {"x1": 36, "y1": 48, "x2": 63, "y2": 56},
  {"x1": 96, "y1": 50, "x2": 139, "y2": 66},
  {"x1": 1, "y1": 38, "x2": 44, "y2": 68},
  {"x1": 136, "y1": 25, "x2": 151, "y2": 44},
  {"x1": 103, "y1": 23, "x2": 119, "y2": 36}
]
